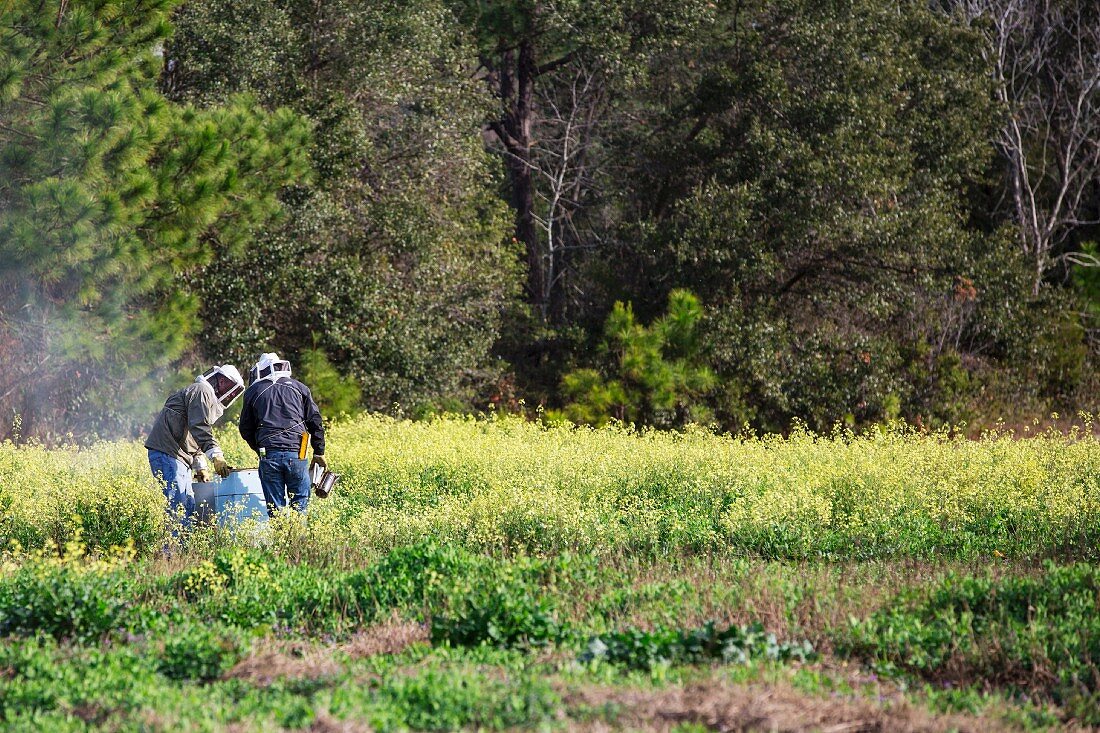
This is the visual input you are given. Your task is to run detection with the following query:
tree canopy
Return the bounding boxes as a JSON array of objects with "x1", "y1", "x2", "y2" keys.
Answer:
[
  {"x1": 0, "y1": 0, "x2": 1097, "y2": 439},
  {"x1": 0, "y1": 0, "x2": 308, "y2": 438}
]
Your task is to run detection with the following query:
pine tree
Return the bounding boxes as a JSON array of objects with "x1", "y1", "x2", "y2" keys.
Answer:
[
  {"x1": 555, "y1": 290, "x2": 715, "y2": 428},
  {"x1": 0, "y1": 0, "x2": 310, "y2": 439},
  {"x1": 167, "y1": 0, "x2": 522, "y2": 412}
]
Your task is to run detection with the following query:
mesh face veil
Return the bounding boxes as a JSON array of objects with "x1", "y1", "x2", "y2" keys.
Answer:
[
  {"x1": 200, "y1": 365, "x2": 245, "y2": 407},
  {"x1": 248, "y1": 353, "x2": 292, "y2": 386}
]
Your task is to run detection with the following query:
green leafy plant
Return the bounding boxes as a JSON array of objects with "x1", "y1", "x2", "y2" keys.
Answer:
[
  {"x1": 555, "y1": 289, "x2": 715, "y2": 428},
  {"x1": 0, "y1": 564, "x2": 139, "y2": 642},
  {"x1": 298, "y1": 346, "x2": 364, "y2": 417},
  {"x1": 840, "y1": 562, "x2": 1100, "y2": 721},
  {"x1": 351, "y1": 542, "x2": 563, "y2": 648},
  {"x1": 580, "y1": 621, "x2": 815, "y2": 671},
  {"x1": 156, "y1": 623, "x2": 247, "y2": 682}
]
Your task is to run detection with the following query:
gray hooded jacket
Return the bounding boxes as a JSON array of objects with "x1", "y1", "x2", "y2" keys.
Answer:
[{"x1": 145, "y1": 379, "x2": 226, "y2": 465}]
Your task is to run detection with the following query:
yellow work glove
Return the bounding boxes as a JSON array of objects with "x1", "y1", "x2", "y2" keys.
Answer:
[{"x1": 213, "y1": 456, "x2": 233, "y2": 478}]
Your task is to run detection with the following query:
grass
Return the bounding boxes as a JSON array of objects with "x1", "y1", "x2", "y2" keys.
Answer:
[{"x1": 2, "y1": 414, "x2": 1099, "y2": 729}]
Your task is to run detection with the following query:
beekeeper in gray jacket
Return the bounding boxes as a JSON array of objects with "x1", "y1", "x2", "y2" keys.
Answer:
[{"x1": 145, "y1": 365, "x2": 245, "y2": 526}]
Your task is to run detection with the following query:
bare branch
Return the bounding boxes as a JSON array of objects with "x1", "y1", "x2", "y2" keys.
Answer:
[{"x1": 950, "y1": 0, "x2": 1100, "y2": 292}]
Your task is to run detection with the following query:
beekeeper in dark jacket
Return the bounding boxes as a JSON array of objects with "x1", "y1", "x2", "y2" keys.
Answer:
[
  {"x1": 239, "y1": 353, "x2": 326, "y2": 516},
  {"x1": 146, "y1": 365, "x2": 245, "y2": 527}
]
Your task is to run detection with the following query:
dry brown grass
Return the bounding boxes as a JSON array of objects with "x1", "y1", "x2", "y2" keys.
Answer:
[
  {"x1": 342, "y1": 615, "x2": 429, "y2": 659},
  {"x1": 563, "y1": 678, "x2": 1029, "y2": 732},
  {"x1": 306, "y1": 711, "x2": 372, "y2": 733},
  {"x1": 224, "y1": 615, "x2": 428, "y2": 688},
  {"x1": 225, "y1": 713, "x2": 371, "y2": 733},
  {"x1": 224, "y1": 640, "x2": 341, "y2": 686}
]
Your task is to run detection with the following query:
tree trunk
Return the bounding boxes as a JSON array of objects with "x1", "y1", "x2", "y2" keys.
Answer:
[{"x1": 508, "y1": 39, "x2": 543, "y2": 320}]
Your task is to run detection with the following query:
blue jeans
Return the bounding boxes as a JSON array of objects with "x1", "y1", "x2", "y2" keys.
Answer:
[
  {"x1": 148, "y1": 449, "x2": 194, "y2": 529},
  {"x1": 259, "y1": 450, "x2": 311, "y2": 516}
]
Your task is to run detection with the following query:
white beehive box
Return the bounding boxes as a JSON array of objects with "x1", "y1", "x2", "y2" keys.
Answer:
[{"x1": 193, "y1": 469, "x2": 268, "y2": 525}]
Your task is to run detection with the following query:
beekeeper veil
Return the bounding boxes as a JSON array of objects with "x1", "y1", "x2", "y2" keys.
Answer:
[
  {"x1": 248, "y1": 352, "x2": 292, "y2": 386},
  {"x1": 198, "y1": 364, "x2": 245, "y2": 408}
]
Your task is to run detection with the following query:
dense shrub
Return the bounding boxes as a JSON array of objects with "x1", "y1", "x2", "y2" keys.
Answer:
[
  {"x1": 430, "y1": 560, "x2": 562, "y2": 649},
  {"x1": 374, "y1": 667, "x2": 560, "y2": 731},
  {"x1": 350, "y1": 543, "x2": 563, "y2": 648}
]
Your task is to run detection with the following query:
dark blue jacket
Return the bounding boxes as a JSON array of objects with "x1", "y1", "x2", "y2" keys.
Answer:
[{"x1": 239, "y1": 377, "x2": 325, "y2": 456}]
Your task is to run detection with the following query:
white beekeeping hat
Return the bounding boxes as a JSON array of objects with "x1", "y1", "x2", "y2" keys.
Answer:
[
  {"x1": 198, "y1": 365, "x2": 245, "y2": 407},
  {"x1": 248, "y1": 352, "x2": 292, "y2": 385}
]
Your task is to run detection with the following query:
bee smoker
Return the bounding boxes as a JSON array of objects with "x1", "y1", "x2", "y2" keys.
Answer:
[{"x1": 309, "y1": 462, "x2": 340, "y2": 499}]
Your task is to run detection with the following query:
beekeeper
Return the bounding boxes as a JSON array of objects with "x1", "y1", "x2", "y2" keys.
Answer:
[
  {"x1": 145, "y1": 365, "x2": 245, "y2": 526},
  {"x1": 239, "y1": 353, "x2": 326, "y2": 516}
]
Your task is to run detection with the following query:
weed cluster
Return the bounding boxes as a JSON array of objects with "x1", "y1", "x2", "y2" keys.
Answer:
[{"x1": 839, "y1": 562, "x2": 1100, "y2": 722}]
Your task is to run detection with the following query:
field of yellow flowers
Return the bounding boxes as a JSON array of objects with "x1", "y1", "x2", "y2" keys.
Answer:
[
  {"x1": 2, "y1": 414, "x2": 1099, "y2": 561},
  {"x1": 2, "y1": 415, "x2": 1100, "y2": 730}
]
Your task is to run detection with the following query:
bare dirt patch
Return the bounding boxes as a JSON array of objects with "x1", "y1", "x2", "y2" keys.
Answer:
[
  {"x1": 307, "y1": 711, "x2": 372, "y2": 733},
  {"x1": 563, "y1": 679, "x2": 1025, "y2": 732}
]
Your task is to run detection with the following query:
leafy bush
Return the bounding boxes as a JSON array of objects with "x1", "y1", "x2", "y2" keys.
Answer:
[
  {"x1": 350, "y1": 543, "x2": 563, "y2": 648},
  {"x1": 580, "y1": 621, "x2": 816, "y2": 671},
  {"x1": 840, "y1": 563, "x2": 1100, "y2": 720},
  {"x1": 350, "y1": 542, "x2": 482, "y2": 613},
  {"x1": 172, "y1": 548, "x2": 369, "y2": 634},
  {"x1": 167, "y1": 543, "x2": 564, "y2": 647},
  {"x1": 430, "y1": 559, "x2": 562, "y2": 649},
  {"x1": 0, "y1": 637, "x2": 160, "y2": 726},
  {"x1": 299, "y1": 346, "x2": 363, "y2": 417},
  {"x1": 375, "y1": 667, "x2": 560, "y2": 731},
  {"x1": 554, "y1": 290, "x2": 715, "y2": 429},
  {"x1": 157, "y1": 623, "x2": 248, "y2": 682},
  {"x1": 0, "y1": 563, "x2": 141, "y2": 642}
]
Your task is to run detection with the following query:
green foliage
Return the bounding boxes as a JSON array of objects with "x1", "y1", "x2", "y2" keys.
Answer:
[
  {"x1": 581, "y1": 621, "x2": 815, "y2": 671},
  {"x1": 592, "y1": 0, "x2": 1069, "y2": 431},
  {"x1": 0, "y1": 0, "x2": 309, "y2": 439},
  {"x1": 1073, "y1": 243, "x2": 1100, "y2": 316},
  {"x1": 556, "y1": 290, "x2": 715, "y2": 428},
  {"x1": 0, "y1": 0, "x2": 1094, "y2": 440},
  {"x1": 430, "y1": 560, "x2": 562, "y2": 649},
  {"x1": 299, "y1": 347, "x2": 363, "y2": 417},
  {"x1": 168, "y1": 0, "x2": 522, "y2": 412},
  {"x1": 841, "y1": 563, "x2": 1100, "y2": 721},
  {"x1": 354, "y1": 543, "x2": 563, "y2": 648},
  {"x1": 374, "y1": 666, "x2": 560, "y2": 731},
  {"x1": 157, "y1": 622, "x2": 247, "y2": 681},
  {"x1": 1072, "y1": 243, "x2": 1100, "y2": 378},
  {"x1": 0, "y1": 562, "x2": 139, "y2": 642},
  {"x1": 167, "y1": 543, "x2": 565, "y2": 647}
]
